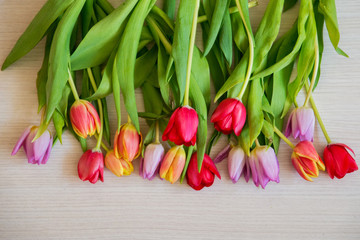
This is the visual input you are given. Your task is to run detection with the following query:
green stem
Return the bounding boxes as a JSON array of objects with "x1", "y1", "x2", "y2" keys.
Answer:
[
  {"x1": 197, "y1": 1, "x2": 259, "y2": 23},
  {"x1": 87, "y1": 68, "x2": 104, "y2": 151},
  {"x1": 183, "y1": 0, "x2": 200, "y2": 106},
  {"x1": 94, "y1": 133, "x2": 110, "y2": 152},
  {"x1": 147, "y1": 16, "x2": 172, "y2": 53},
  {"x1": 305, "y1": 81, "x2": 332, "y2": 144},
  {"x1": 67, "y1": 69, "x2": 79, "y2": 101},
  {"x1": 274, "y1": 126, "x2": 296, "y2": 149},
  {"x1": 303, "y1": 35, "x2": 319, "y2": 107},
  {"x1": 235, "y1": 0, "x2": 255, "y2": 100},
  {"x1": 154, "y1": 121, "x2": 160, "y2": 144}
]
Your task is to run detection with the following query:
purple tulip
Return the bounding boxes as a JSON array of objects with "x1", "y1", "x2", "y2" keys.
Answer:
[
  {"x1": 11, "y1": 125, "x2": 52, "y2": 165},
  {"x1": 248, "y1": 146, "x2": 279, "y2": 189},
  {"x1": 228, "y1": 146, "x2": 246, "y2": 183},
  {"x1": 285, "y1": 107, "x2": 315, "y2": 142},
  {"x1": 139, "y1": 143, "x2": 164, "y2": 180}
]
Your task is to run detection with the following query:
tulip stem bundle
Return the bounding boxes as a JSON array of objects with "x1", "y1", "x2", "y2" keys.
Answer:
[{"x1": 305, "y1": 81, "x2": 332, "y2": 144}]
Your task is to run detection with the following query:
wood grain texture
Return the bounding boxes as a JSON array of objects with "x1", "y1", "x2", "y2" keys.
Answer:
[{"x1": 0, "y1": 0, "x2": 359, "y2": 239}]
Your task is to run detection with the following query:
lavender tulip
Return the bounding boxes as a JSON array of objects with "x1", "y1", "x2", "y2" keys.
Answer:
[
  {"x1": 228, "y1": 146, "x2": 246, "y2": 183},
  {"x1": 11, "y1": 125, "x2": 52, "y2": 165},
  {"x1": 248, "y1": 146, "x2": 280, "y2": 189},
  {"x1": 139, "y1": 143, "x2": 165, "y2": 180},
  {"x1": 285, "y1": 107, "x2": 315, "y2": 142}
]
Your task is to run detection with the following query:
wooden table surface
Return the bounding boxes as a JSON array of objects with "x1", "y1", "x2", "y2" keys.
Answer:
[{"x1": 1, "y1": 0, "x2": 359, "y2": 239}]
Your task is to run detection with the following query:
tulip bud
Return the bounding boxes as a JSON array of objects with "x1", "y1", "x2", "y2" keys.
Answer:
[
  {"x1": 248, "y1": 146, "x2": 280, "y2": 188},
  {"x1": 11, "y1": 125, "x2": 52, "y2": 165},
  {"x1": 105, "y1": 150, "x2": 134, "y2": 177},
  {"x1": 139, "y1": 143, "x2": 165, "y2": 180},
  {"x1": 159, "y1": 146, "x2": 186, "y2": 184},
  {"x1": 285, "y1": 107, "x2": 315, "y2": 142},
  {"x1": 114, "y1": 122, "x2": 142, "y2": 161},
  {"x1": 162, "y1": 106, "x2": 198, "y2": 146},
  {"x1": 70, "y1": 100, "x2": 101, "y2": 139},
  {"x1": 323, "y1": 143, "x2": 358, "y2": 179},
  {"x1": 210, "y1": 98, "x2": 246, "y2": 136},
  {"x1": 228, "y1": 146, "x2": 246, "y2": 183},
  {"x1": 78, "y1": 149, "x2": 104, "y2": 184},
  {"x1": 186, "y1": 152, "x2": 221, "y2": 190},
  {"x1": 291, "y1": 141, "x2": 325, "y2": 181}
]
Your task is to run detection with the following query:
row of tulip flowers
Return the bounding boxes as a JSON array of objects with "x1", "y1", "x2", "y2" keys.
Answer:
[{"x1": 12, "y1": 95, "x2": 357, "y2": 190}]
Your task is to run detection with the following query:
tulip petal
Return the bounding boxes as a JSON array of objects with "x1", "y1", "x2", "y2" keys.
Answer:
[
  {"x1": 228, "y1": 147, "x2": 245, "y2": 183},
  {"x1": 292, "y1": 155, "x2": 313, "y2": 181},
  {"x1": 33, "y1": 130, "x2": 51, "y2": 163},
  {"x1": 176, "y1": 107, "x2": 198, "y2": 144},
  {"x1": 162, "y1": 108, "x2": 178, "y2": 141},
  {"x1": 160, "y1": 146, "x2": 179, "y2": 179},
  {"x1": 139, "y1": 157, "x2": 145, "y2": 179},
  {"x1": 233, "y1": 101, "x2": 246, "y2": 136},
  {"x1": 258, "y1": 147, "x2": 279, "y2": 182},
  {"x1": 214, "y1": 145, "x2": 231, "y2": 164},
  {"x1": 85, "y1": 101, "x2": 101, "y2": 134},
  {"x1": 284, "y1": 110, "x2": 295, "y2": 138},
  {"x1": 203, "y1": 154, "x2": 221, "y2": 179},
  {"x1": 143, "y1": 143, "x2": 164, "y2": 180},
  {"x1": 11, "y1": 125, "x2": 32, "y2": 156},
  {"x1": 40, "y1": 135, "x2": 53, "y2": 164},
  {"x1": 210, "y1": 98, "x2": 237, "y2": 122}
]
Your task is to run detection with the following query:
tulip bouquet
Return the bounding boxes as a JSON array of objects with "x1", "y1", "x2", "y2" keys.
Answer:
[{"x1": 5, "y1": 0, "x2": 357, "y2": 190}]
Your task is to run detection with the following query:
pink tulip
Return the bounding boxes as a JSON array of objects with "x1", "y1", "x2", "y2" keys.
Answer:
[
  {"x1": 11, "y1": 125, "x2": 52, "y2": 165},
  {"x1": 285, "y1": 107, "x2": 315, "y2": 142},
  {"x1": 139, "y1": 143, "x2": 165, "y2": 180},
  {"x1": 248, "y1": 146, "x2": 279, "y2": 189}
]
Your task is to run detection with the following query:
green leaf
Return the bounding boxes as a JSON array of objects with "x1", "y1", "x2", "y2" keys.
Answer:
[
  {"x1": 216, "y1": 0, "x2": 284, "y2": 100},
  {"x1": 142, "y1": 82, "x2": 163, "y2": 116},
  {"x1": 70, "y1": 0, "x2": 138, "y2": 70},
  {"x1": 163, "y1": 0, "x2": 176, "y2": 20},
  {"x1": 97, "y1": 0, "x2": 115, "y2": 15},
  {"x1": 172, "y1": 0, "x2": 199, "y2": 104},
  {"x1": 134, "y1": 47, "x2": 158, "y2": 88},
  {"x1": 219, "y1": 9, "x2": 233, "y2": 66},
  {"x1": 203, "y1": 0, "x2": 230, "y2": 56},
  {"x1": 250, "y1": 6, "x2": 310, "y2": 80},
  {"x1": 158, "y1": 45, "x2": 171, "y2": 106},
  {"x1": 284, "y1": 0, "x2": 298, "y2": 12},
  {"x1": 53, "y1": 110, "x2": 65, "y2": 144},
  {"x1": 247, "y1": 79, "x2": 264, "y2": 147},
  {"x1": 262, "y1": 120, "x2": 274, "y2": 143},
  {"x1": 94, "y1": 3, "x2": 108, "y2": 21},
  {"x1": 231, "y1": 7, "x2": 248, "y2": 53},
  {"x1": 318, "y1": 0, "x2": 348, "y2": 57},
  {"x1": 238, "y1": 124, "x2": 251, "y2": 156},
  {"x1": 189, "y1": 76, "x2": 208, "y2": 171},
  {"x1": 45, "y1": 0, "x2": 86, "y2": 124},
  {"x1": 114, "y1": 0, "x2": 155, "y2": 132},
  {"x1": 81, "y1": 0, "x2": 94, "y2": 36},
  {"x1": 191, "y1": 47, "x2": 211, "y2": 109},
  {"x1": 36, "y1": 21, "x2": 57, "y2": 112},
  {"x1": 102, "y1": 98, "x2": 111, "y2": 145},
  {"x1": 149, "y1": 5, "x2": 174, "y2": 35},
  {"x1": 206, "y1": 130, "x2": 222, "y2": 155},
  {"x1": 2, "y1": 0, "x2": 74, "y2": 70}
]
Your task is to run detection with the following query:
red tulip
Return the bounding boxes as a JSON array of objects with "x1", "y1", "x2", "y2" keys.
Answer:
[
  {"x1": 186, "y1": 152, "x2": 221, "y2": 191},
  {"x1": 162, "y1": 106, "x2": 198, "y2": 146},
  {"x1": 70, "y1": 100, "x2": 101, "y2": 139},
  {"x1": 210, "y1": 98, "x2": 246, "y2": 136},
  {"x1": 323, "y1": 143, "x2": 358, "y2": 179},
  {"x1": 78, "y1": 150, "x2": 104, "y2": 184},
  {"x1": 291, "y1": 141, "x2": 325, "y2": 181}
]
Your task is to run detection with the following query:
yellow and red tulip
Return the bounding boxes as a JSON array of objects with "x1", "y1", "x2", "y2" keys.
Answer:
[
  {"x1": 105, "y1": 150, "x2": 134, "y2": 177},
  {"x1": 70, "y1": 100, "x2": 100, "y2": 139},
  {"x1": 159, "y1": 146, "x2": 186, "y2": 184},
  {"x1": 114, "y1": 122, "x2": 142, "y2": 161},
  {"x1": 291, "y1": 141, "x2": 325, "y2": 181}
]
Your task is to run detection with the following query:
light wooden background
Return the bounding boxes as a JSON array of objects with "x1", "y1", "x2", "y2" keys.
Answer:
[{"x1": 0, "y1": 0, "x2": 359, "y2": 239}]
